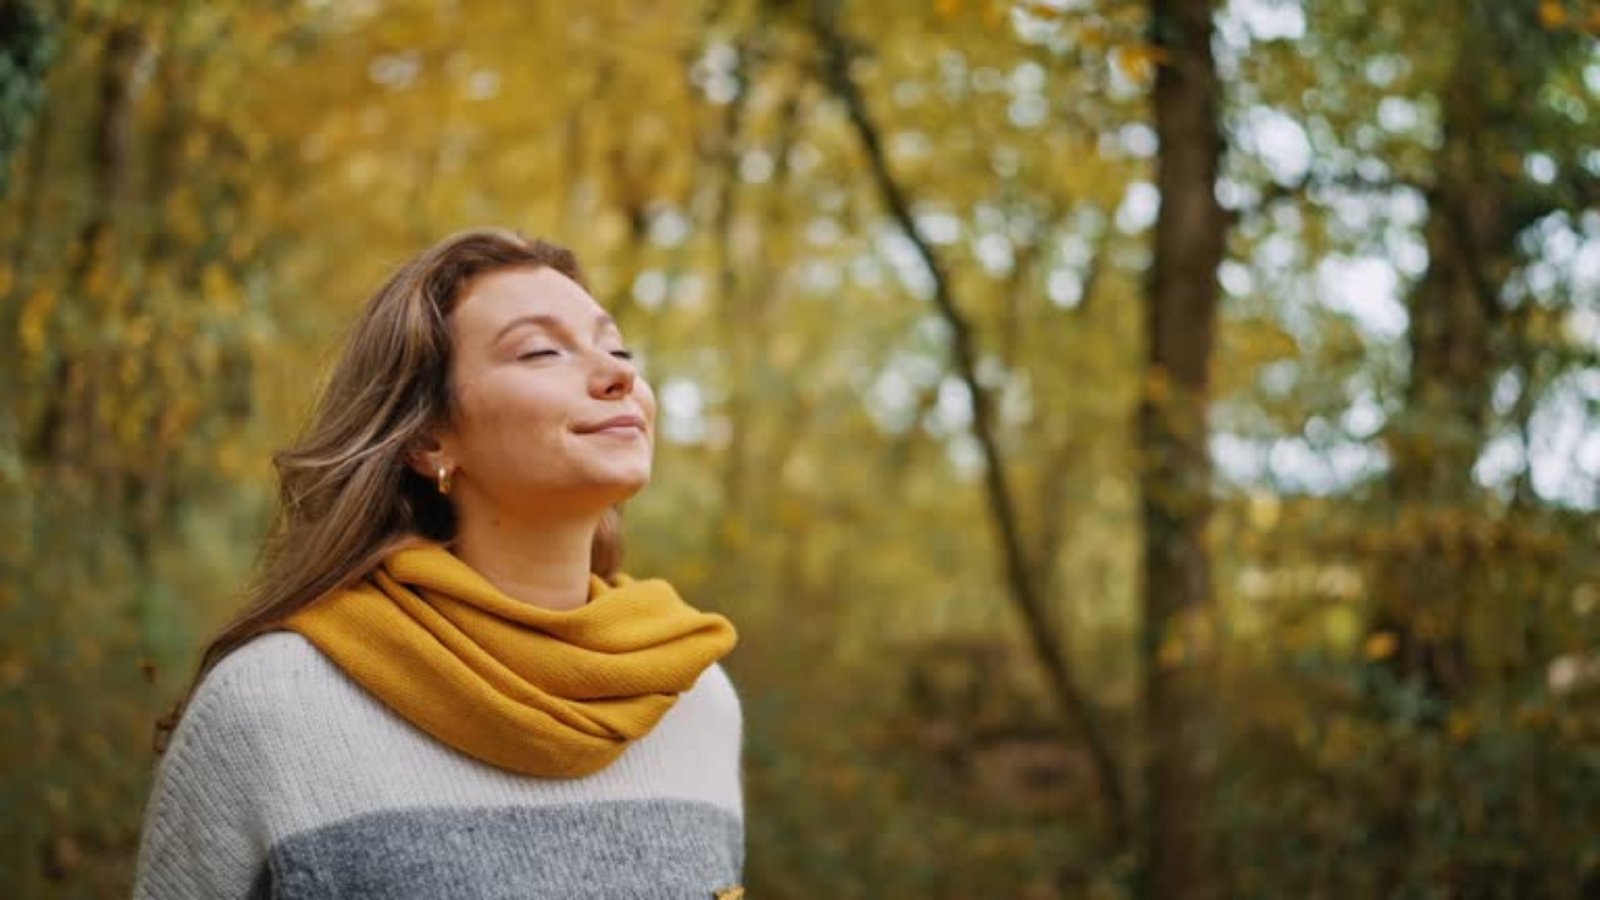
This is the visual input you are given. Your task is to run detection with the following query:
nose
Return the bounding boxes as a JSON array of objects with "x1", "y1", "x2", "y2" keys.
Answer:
[{"x1": 589, "y1": 349, "x2": 637, "y2": 399}]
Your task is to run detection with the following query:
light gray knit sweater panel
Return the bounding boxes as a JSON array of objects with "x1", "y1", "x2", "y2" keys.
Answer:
[{"x1": 132, "y1": 632, "x2": 745, "y2": 899}]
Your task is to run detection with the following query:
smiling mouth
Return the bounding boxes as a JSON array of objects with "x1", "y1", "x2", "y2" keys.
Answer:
[
  {"x1": 576, "y1": 414, "x2": 647, "y2": 435},
  {"x1": 585, "y1": 424, "x2": 645, "y2": 437}
]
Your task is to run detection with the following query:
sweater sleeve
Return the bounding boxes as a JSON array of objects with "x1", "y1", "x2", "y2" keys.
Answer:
[{"x1": 132, "y1": 675, "x2": 270, "y2": 900}]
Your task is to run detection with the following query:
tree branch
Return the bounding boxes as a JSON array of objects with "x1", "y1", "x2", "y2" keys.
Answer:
[{"x1": 808, "y1": 0, "x2": 1132, "y2": 853}]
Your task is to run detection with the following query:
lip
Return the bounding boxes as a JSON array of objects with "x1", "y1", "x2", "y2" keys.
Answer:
[{"x1": 575, "y1": 414, "x2": 647, "y2": 435}]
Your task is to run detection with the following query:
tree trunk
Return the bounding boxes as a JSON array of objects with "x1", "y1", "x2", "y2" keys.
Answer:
[
  {"x1": 1139, "y1": 0, "x2": 1226, "y2": 896},
  {"x1": 1359, "y1": 19, "x2": 1532, "y2": 892},
  {"x1": 1371, "y1": 25, "x2": 1521, "y2": 707},
  {"x1": 29, "y1": 20, "x2": 150, "y2": 465}
]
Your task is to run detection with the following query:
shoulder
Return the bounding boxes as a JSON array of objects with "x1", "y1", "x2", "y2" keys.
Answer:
[
  {"x1": 202, "y1": 628, "x2": 309, "y2": 677},
  {"x1": 190, "y1": 631, "x2": 342, "y2": 715},
  {"x1": 682, "y1": 661, "x2": 743, "y2": 721},
  {"x1": 699, "y1": 659, "x2": 739, "y2": 693},
  {"x1": 134, "y1": 638, "x2": 334, "y2": 898},
  {"x1": 200, "y1": 630, "x2": 334, "y2": 693},
  {"x1": 641, "y1": 660, "x2": 743, "y2": 777},
  {"x1": 177, "y1": 631, "x2": 370, "y2": 759}
]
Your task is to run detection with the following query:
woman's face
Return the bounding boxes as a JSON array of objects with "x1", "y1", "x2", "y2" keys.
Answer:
[{"x1": 434, "y1": 265, "x2": 656, "y2": 517}]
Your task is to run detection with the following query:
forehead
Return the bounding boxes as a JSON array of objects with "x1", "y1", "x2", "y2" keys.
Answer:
[{"x1": 452, "y1": 266, "x2": 606, "y2": 335}]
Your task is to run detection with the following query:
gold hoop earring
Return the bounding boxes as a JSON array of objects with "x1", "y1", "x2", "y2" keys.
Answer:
[{"x1": 436, "y1": 465, "x2": 453, "y2": 496}]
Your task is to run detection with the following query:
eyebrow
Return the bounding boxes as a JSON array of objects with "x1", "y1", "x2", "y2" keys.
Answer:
[{"x1": 491, "y1": 312, "x2": 618, "y2": 346}]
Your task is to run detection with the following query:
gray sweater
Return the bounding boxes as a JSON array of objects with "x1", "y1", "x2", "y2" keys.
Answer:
[{"x1": 132, "y1": 632, "x2": 745, "y2": 899}]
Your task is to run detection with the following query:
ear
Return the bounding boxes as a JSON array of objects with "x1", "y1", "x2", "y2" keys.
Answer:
[{"x1": 404, "y1": 432, "x2": 454, "y2": 482}]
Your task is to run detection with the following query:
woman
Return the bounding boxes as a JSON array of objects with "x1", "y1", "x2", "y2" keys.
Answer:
[{"x1": 133, "y1": 229, "x2": 744, "y2": 899}]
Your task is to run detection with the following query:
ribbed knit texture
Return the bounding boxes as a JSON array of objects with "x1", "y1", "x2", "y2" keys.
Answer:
[
  {"x1": 281, "y1": 544, "x2": 738, "y2": 778},
  {"x1": 132, "y1": 632, "x2": 745, "y2": 899}
]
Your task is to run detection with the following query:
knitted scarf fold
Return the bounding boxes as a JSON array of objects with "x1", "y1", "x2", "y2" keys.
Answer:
[{"x1": 281, "y1": 543, "x2": 737, "y2": 778}]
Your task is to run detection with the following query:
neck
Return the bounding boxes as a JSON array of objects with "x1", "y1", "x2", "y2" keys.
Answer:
[{"x1": 449, "y1": 503, "x2": 600, "y2": 612}]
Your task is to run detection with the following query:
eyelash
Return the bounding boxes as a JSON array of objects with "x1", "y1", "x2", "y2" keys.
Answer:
[{"x1": 518, "y1": 349, "x2": 635, "y2": 361}]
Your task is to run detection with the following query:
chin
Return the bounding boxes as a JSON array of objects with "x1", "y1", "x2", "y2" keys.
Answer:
[{"x1": 596, "y1": 468, "x2": 652, "y2": 503}]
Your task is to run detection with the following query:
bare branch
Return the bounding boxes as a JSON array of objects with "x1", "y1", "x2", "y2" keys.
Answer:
[{"x1": 808, "y1": 0, "x2": 1132, "y2": 853}]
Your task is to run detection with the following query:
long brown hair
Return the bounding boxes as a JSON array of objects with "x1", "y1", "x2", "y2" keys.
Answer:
[{"x1": 155, "y1": 227, "x2": 625, "y2": 751}]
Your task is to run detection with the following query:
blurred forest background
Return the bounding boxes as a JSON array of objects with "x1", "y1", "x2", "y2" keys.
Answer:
[{"x1": 3, "y1": 0, "x2": 1599, "y2": 896}]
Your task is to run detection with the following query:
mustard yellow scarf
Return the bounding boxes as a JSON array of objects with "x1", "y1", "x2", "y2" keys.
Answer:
[{"x1": 281, "y1": 543, "x2": 737, "y2": 778}]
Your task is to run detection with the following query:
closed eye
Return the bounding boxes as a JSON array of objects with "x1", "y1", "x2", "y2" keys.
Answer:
[
  {"x1": 518, "y1": 350, "x2": 559, "y2": 360},
  {"x1": 611, "y1": 350, "x2": 634, "y2": 360}
]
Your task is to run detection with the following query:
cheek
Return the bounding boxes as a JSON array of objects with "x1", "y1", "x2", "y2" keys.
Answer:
[{"x1": 456, "y1": 380, "x2": 569, "y2": 459}]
